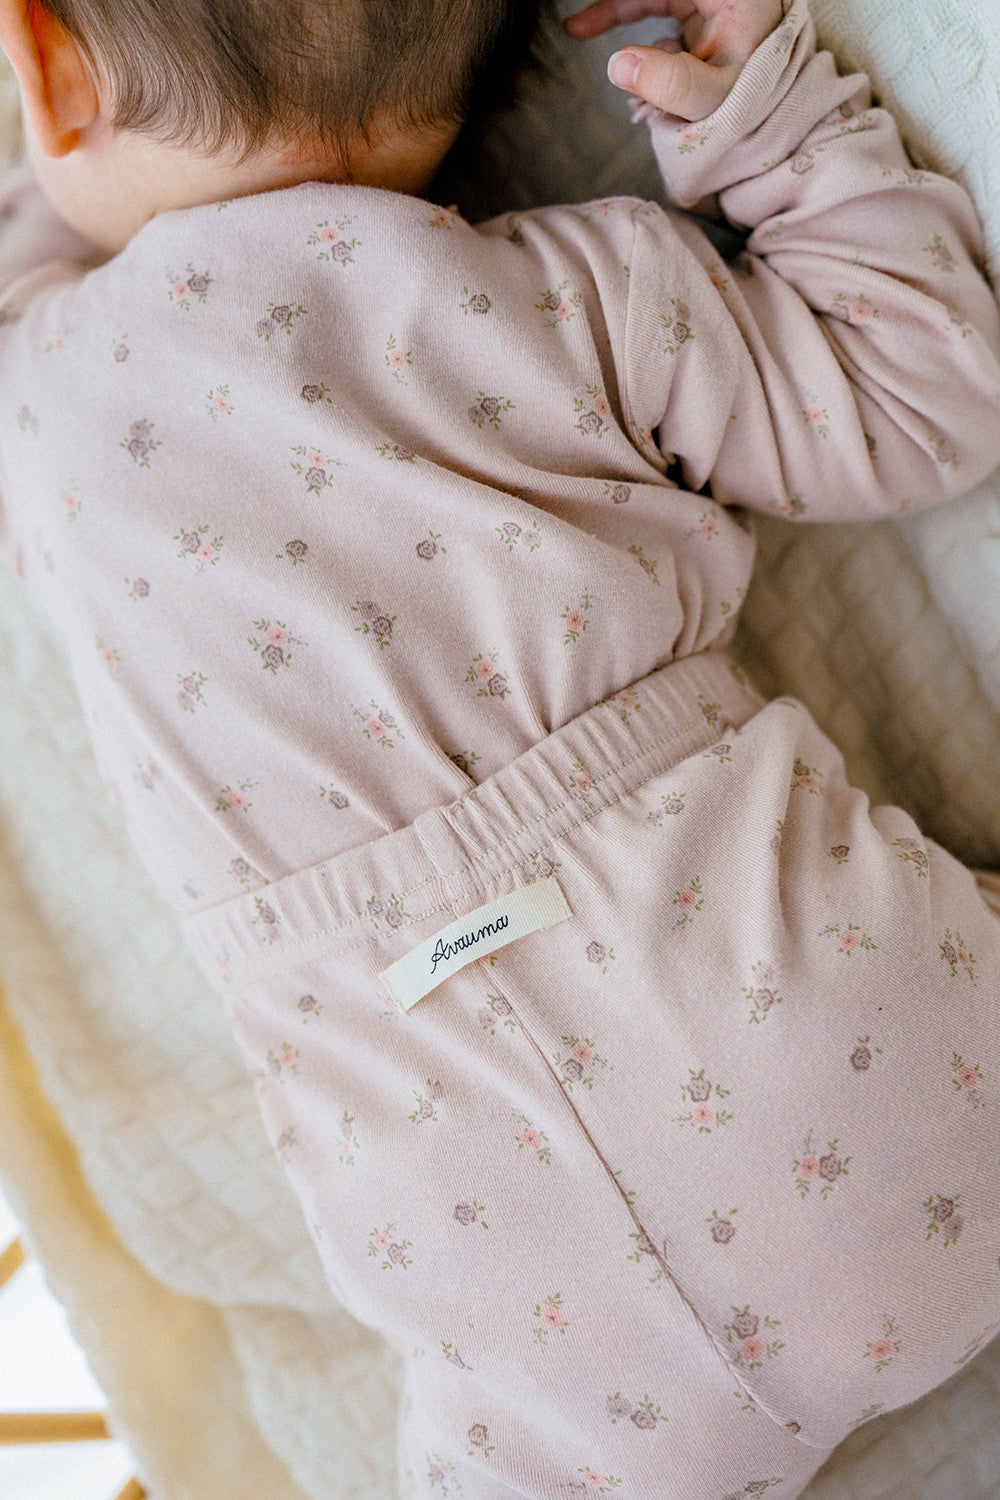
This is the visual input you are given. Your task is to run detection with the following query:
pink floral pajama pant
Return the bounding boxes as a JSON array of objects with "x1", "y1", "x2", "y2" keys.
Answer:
[{"x1": 186, "y1": 651, "x2": 1000, "y2": 1500}]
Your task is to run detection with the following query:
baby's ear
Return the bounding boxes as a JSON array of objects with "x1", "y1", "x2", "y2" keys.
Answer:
[{"x1": 0, "y1": 0, "x2": 100, "y2": 155}]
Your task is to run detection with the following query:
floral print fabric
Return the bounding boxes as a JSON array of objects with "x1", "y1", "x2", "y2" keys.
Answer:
[{"x1": 185, "y1": 652, "x2": 1000, "y2": 1498}]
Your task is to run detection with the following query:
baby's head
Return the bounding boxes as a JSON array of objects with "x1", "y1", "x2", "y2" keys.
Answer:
[{"x1": 1, "y1": 0, "x2": 538, "y2": 248}]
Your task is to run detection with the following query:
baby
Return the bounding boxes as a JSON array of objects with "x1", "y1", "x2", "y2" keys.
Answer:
[{"x1": 2, "y1": 0, "x2": 1000, "y2": 1495}]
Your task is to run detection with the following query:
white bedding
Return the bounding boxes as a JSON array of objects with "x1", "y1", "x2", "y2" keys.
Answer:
[{"x1": 1, "y1": 2, "x2": 998, "y2": 1496}]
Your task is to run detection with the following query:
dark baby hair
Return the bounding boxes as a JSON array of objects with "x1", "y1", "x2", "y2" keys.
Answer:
[{"x1": 41, "y1": 0, "x2": 540, "y2": 160}]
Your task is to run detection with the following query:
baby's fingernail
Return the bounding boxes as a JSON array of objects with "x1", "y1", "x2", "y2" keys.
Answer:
[{"x1": 608, "y1": 50, "x2": 640, "y2": 91}]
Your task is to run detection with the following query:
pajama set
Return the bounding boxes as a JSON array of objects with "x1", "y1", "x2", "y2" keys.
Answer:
[{"x1": 3, "y1": 2, "x2": 1000, "y2": 1495}]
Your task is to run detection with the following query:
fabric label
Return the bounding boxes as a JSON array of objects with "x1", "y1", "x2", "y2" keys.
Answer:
[{"x1": 379, "y1": 877, "x2": 572, "y2": 1013}]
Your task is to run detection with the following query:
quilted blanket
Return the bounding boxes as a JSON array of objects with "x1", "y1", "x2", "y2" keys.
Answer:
[{"x1": 1, "y1": 2, "x2": 998, "y2": 1496}]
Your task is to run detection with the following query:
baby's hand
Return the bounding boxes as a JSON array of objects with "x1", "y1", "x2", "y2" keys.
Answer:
[{"x1": 565, "y1": 0, "x2": 784, "y2": 119}]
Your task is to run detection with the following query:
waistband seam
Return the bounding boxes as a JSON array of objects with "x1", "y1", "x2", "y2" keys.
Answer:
[{"x1": 192, "y1": 697, "x2": 748, "y2": 980}]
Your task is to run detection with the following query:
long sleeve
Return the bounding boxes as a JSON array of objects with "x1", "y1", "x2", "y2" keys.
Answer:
[{"x1": 621, "y1": 0, "x2": 1000, "y2": 521}]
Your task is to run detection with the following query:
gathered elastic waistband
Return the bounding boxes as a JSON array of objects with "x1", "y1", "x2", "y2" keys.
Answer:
[{"x1": 184, "y1": 652, "x2": 763, "y2": 984}]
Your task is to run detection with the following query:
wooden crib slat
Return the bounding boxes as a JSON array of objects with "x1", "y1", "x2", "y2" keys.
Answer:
[
  {"x1": 0, "y1": 1237, "x2": 26, "y2": 1291},
  {"x1": 0, "y1": 1410, "x2": 111, "y2": 1444}
]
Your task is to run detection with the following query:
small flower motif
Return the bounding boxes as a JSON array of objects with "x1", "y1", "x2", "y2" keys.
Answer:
[
  {"x1": 790, "y1": 150, "x2": 815, "y2": 174},
  {"x1": 939, "y1": 928, "x2": 976, "y2": 981},
  {"x1": 951, "y1": 1051, "x2": 985, "y2": 1108},
  {"x1": 367, "y1": 892, "x2": 411, "y2": 933},
  {"x1": 676, "y1": 1068, "x2": 732, "y2": 1132},
  {"x1": 62, "y1": 487, "x2": 82, "y2": 520},
  {"x1": 469, "y1": 391, "x2": 514, "y2": 429},
  {"x1": 923, "y1": 1192, "x2": 964, "y2": 1246},
  {"x1": 515, "y1": 1117, "x2": 553, "y2": 1163},
  {"x1": 95, "y1": 637, "x2": 120, "y2": 676},
  {"x1": 176, "y1": 669, "x2": 208, "y2": 712},
  {"x1": 723, "y1": 1306, "x2": 784, "y2": 1369},
  {"x1": 477, "y1": 992, "x2": 518, "y2": 1036},
  {"x1": 661, "y1": 299, "x2": 693, "y2": 355},
  {"x1": 228, "y1": 856, "x2": 262, "y2": 888},
  {"x1": 791, "y1": 757, "x2": 824, "y2": 794},
  {"x1": 429, "y1": 206, "x2": 458, "y2": 228},
  {"x1": 536, "y1": 281, "x2": 583, "y2": 327},
  {"x1": 265, "y1": 1039, "x2": 298, "y2": 1080},
  {"x1": 585, "y1": 940, "x2": 615, "y2": 975},
  {"x1": 495, "y1": 517, "x2": 542, "y2": 552},
  {"x1": 354, "y1": 699, "x2": 403, "y2": 748},
  {"x1": 678, "y1": 121, "x2": 708, "y2": 152},
  {"x1": 924, "y1": 233, "x2": 956, "y2": 273},
  {"x1": 850, "y1": 1034, "x2": 882, "y2": 1070},
  {"x1": 367, "y1": 1222, "x2": 412, "y2": 1269},
  {"x1": 308, "y1": 219, "x2": 360, "y2": 263},
  {"x1": 126, "y1": 577, "x2": 149, "y2": 601},
  {"x1": 573, "y1": 384, "x2": 610, "y2": 437},
  {"x1": 385, "y1": 333, "x2": 413, "y2": 380},
  {"x1": 955, "y1": 1325, "x2": 1000, "y2": 1367},
  {"x1": 533, "y1": 1292, "x2": 569, "y2": 1345},
  {"x1": 453, "y1": 1199, "x2": 488, "y2": 1229},
  {"x1": 460, "y1": 288, "x2": 492, "y2": 315},
  {"x1": 252, "y1": 895, "x2": 281, "y2": 943},
  {"x1": 255, "y1": 300, "x2": 307, "y2": 341},
  {"x1": 742, "y1": 961, "x2": 784, "y2": 1024},
  {"x1": 440, "y1": 1341, "x2": 472, "y2": 1370},
  {"x1": 672, "y1": 876, "x2": 704, "y2": 927},
  {"x1": 604, "y1": 482, "x2": 631, "y2": 505},
  {"x1": 552, "y1": 1035, "x2": 607, "y2": 1092},
  {"x1": 377, "y1": 440, "x2": 416, "y2": 462},
  {"x1": 249, "y1": 618, "x2": 304, "y2": 673},
  {"x1": 523, "y1": 850, "x2": 561, "y2": 884},
  {"x1": 215, "y1": 780, "x2": 255, "y2": 813},
  {"x1": 206, "y1": 384, "x2": 234, "y2": 419},
  {"x1": 829, "y1": 844, "x2": 850, "y2": 864},
  {"x1": 569, "y1": 1468, "x2": 622, "y2": 1493},
  {"x1": 352, "y1": 599, "x2": 396, "y2": 649},
  {"x1": 646, "y1": 790, "x2": 685, "y2": 826},
  {"x1": 168, "y1": 264, "x2": 212, "y2": 308},
  {"x1": 568, "y1": 757, "x2": 596, "y2": 807},
  {"x1": 466, "y1": 650, "x2": 511, "y2": 699},
  {"x1": 821, "y1": 922, "x2": 877, "y2": 957},
  {"x1": 175, "y1": 523, "x2": 223, "y2": 571},
  {"x1": 707, "y1": 1208, "x2": 738, "y2": 1244},
  {"x1": 864, "y1": 1317, "x2": 901, "y2": 1372},
  {"x1": 120, "y1": 418, "x2": 161, "y2": 467},
  {"x1": 893, "y1": 837, "x2": 929, "y2": 877},
  {"x1": 562, "y1": 595, "x2": 591, "y2": 645},
  {"x1": 319, "y1": 784, "x2": 350, "y2": 810},
  {"x1": 803, "y1": 397, "x2": 830, "y2": 438},
  {"x1": 111, "y1": 335, "x2": 130, "y2": 362},
  {"x1": 794, "y1": 1132, "x2": 850, "y2": 1198},
  {"x1": 416, "y1": 528, "x2": 445, "y2": 559},
  {"x1": 627, "y1": 543, "x2": 660, "y2": 585},
  {"x1": 290, "y1": 442, "x2": 341, "y2": 492},
  {"x1": 279, "y1": 539, "x2": 309, "y2": 565}
]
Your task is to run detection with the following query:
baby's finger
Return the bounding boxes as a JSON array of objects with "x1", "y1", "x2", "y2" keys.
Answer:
[
  {"x1": 607, "y1": 43, "x2": 738, "y2": 118},
  {"x1": 564, "y1": 0, "x2": 677, "y2": 41}
]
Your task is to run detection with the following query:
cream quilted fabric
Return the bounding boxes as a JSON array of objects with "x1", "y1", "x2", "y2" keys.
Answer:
[{"x1": 1, "y1": 1, "x2": 998, "y2": 1495}]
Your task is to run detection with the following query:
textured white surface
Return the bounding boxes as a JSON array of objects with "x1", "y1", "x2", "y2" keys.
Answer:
[{"x1": 1, "y1": 0, "x2": 999, "y2": 1496}]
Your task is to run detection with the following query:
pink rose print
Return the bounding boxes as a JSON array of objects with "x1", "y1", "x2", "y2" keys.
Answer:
[
  {"x1": 368, "y1": 1222, "x2": 412, "y2": 1269},
  {"x1": 469, "y1": 390, "x2": 514, "y2": 429},
  {"x1": 206, "y1": 384, "x2": 234, "y2": 419},
  {"x1": 585, "y1": 939, "x2": 615, "y2": 975},
  {"x1": 821, "y1": 922, "x2": 877, "y2": 957},
  {"x1": 536, "y1": 282, "x2": 583, "y2": 327},
  {"x1": 568, "y1": 757, "x2": 596, "y2": 807},
  {"x1": 62, "y1": 488, "x2": 81, "y2": 519},
  {"x1": 562, "y1": 595, "x2": 591, "y2": 645},
  {"x1": 791, "y1": 757, "x2": 824, "y2": 794},
  {"x1": 672, "y1": 875, "x2": 704, "y2": 927},
  {"x1": 385, "y1": 333, "x2": 412, "y2": 380},
  {"x1": 120, "y1": 417, "x2": 161, "y2": 467},
  {"x1": 429, "y1": 206, "x2": 454, "y2": 227},
  {"x1": 95, "y1": 637, "x2": 119, "y2": 674},
  {"x1": 516, "y1": 1117, "x2": 553, "y2": 1162},
  {"x1": 893, "y1": 837, "x2": 929, "y2": 876},
  {"x1": 466, "y1": 650, "x2": 511, "y2": 699},
  {"x1": 265, "y1": 1039, "x2": 299, "y2": 1080},
  {"x1": 864, "y1": 1317, "x2": 901, "y2": 1372},
  {"x1": 742, "y1": 961, "x2": 784, "y2": 1024},
  {"x1": 168, "y1": 264, "x2": 213, "y2": 309},
  {"x1": 552, "y1": 1034, "x2": 607, "y2": 1092},
  {"x1": 291, "y1": 442, "x2": 341, "y2": 490},
  {"x1": 175, "y1": 523, "x2": 223, "y2": 571},
  {"x1": 308, "y1": 218, "x2": 360, "y2": 263},
  {"x1": 794, "y1": 1132, "x2": 850, "y2": 1198},
  {"x1": 955, "y1": 1324, "x2": 1000, "y2": 1368},
  {"x1": 723, "y1": 1306, "x2": 784, "y2": 1370},
  {"x1": 573, "y1": 384, "x2": 610, "y2": 437},
  {"x1": 676, "y1": 1068, "x2": 732, "y2": 1132},
  {"x1": 803, "y1": 396, "x2": 830, "y2": 437},
  {"x1": 568, "y1": 1469, "x2": 623, "y2": 1494},
  {"x1": 951, "y1": 1052, "x2": 985, "y2": 1108},
  {"x1": 533, "y1": 1292, "x2": 569, "y2": 1345},
  {"x1": 354, "y1": 699, "x2": 403, "y2": 748},
  {"x1": 678, "y1": 122, "x2": 707, "y2": 151},
  {"x1": 249, "y1": 617, "x2": 304, "y2": 673},
  {"x1": 426, "y1": 1453, "x2": 459, "y2": 1493},
  {"x1": 939, "y1": 928, "x2": 976, "y2": 981},
  {"x1": 214, "y1": 780, "x2": 254, "y2": 813}
]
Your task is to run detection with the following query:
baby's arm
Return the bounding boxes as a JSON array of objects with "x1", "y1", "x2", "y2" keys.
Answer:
[{"x1": 571, "y1": 0, "x2": 1000, "y2": 520}]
